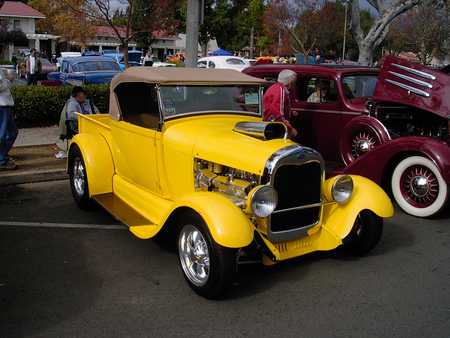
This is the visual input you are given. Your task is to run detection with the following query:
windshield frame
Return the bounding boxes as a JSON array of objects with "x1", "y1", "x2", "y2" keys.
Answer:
[{"x1": 157, "y1": 84, "x2": 264, "y2": 121}]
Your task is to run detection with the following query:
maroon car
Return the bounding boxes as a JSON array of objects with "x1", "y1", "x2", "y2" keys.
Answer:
[{"x1": 243, "y1": 56, "x2": 450, "y2": 218}]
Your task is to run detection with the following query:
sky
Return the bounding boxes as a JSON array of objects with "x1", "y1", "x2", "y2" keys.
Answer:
[
  {"x1": 109, "y1": 0, "x2": 125, "y2": 12},
  {"x1": 108, "y1": 0, "x2": 379, "y2": 17}
]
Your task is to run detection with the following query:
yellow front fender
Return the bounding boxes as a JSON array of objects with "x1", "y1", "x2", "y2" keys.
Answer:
[
  {"x1": 69, "y1": 133, "x2": 115, "y2": 196},
  {"x1": 167, "y1": 192, "x2": 255, "y2": 248},
  {"x1": 323, "y1": 175, "x2": 394, "y2": 239}
]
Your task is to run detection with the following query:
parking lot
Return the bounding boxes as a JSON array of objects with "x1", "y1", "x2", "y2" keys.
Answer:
[{"x1": 0, "y1": 179, "x2": 448, "y2": 336}]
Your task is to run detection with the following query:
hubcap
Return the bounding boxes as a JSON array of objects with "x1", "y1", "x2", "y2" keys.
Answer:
[
  {"x1": 73, "y1": 158, "x2": 86, "y2": 196},
  {"x1": 352, "y1": 132, "x2": 376, "y2": 158},
  {"x1": 401, "y1": 165, "x2": 439, "y2": 208},
  {"x1": 179, "y1": 225, "x2": 210, "y2": 286}
]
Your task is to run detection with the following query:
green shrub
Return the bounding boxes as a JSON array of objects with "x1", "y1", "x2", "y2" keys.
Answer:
[{"x1": 10, "y1": 84, "x2": 110, "y2": 128}]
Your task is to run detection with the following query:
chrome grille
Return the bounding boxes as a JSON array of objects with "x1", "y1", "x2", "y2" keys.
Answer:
[{"x1": 264, "y1": 146, "x2": 324, "y2": 243}]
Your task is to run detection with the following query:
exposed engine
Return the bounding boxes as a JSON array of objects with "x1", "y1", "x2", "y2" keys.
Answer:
[
  {"x1": 194, "y1": 158, "x2": 260, "y2": 207},
  {"x1": 376, "y1": 105, "x2": 449, "y2": 142}
]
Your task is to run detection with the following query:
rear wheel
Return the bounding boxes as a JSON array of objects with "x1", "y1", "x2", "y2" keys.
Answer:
[
  {"x1": 391, "y1": 156, "x2": 449, "y2": 218},
  {"x1": 178, "y1": 211, "x2": 237, "y2": 299},
  {"x1": 342, "y1": 210, "x2": 383, "y2": 255},
  {"x1": 68, "y1": 144, "x2": 95, "y2": 210}
]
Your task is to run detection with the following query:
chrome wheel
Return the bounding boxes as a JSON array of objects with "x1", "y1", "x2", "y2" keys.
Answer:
[
  {"x1": 341, "y1": 122, "x2": 386, "y2": 165},
  {"x1": 179, "y1": 224, "x2": 210, "y2": 286},
  {"x1": 352, "y1": 131, "x2": 377, "y2": 158},
  {"x1": 177, "y1": 211, "x2": 237, "y2": 299},
  {"x1": 69, "y1": 144, "x2": 94, "y2": 210},
  {"x1": 72, "y1": 158, "x2": 86, "y2": 197}
]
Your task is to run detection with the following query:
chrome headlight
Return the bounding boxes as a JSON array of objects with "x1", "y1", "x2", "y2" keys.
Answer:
[
  {"x1": 332, "y1": 175, "x2": 353, "y2": 204},
  {"x1": 251, "y1": 185, "x2": 278, "y2": 218}
]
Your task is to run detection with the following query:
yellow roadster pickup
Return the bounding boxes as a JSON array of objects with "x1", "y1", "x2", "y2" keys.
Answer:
[{"x1": 68, "y1": 67, "x2": 393, "y2": 299}]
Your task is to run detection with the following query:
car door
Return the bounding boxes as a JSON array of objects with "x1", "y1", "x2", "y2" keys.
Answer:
[
  {"x1": 110, "y1": 82, "x2": 163, "y2": 196},
  {"x1": 59, "y1": 60, "x2": 71, "y2": 85},
  {"x1": 291, "y1": 76, "x2": 343, "y2": 163}
]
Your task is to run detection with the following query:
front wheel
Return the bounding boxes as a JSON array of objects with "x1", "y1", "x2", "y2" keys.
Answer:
[
  {"x1": 68, "y1": 144, "x2": 95, "y2": 210},
  {"x1": 178, "y1": 211, "x2": 237, "y2": 299},
  {"x1": 342, "y1": 210, "x2": 383, "y2": 256},
  {"x1": 341, "y1": 123, "x2": 385, "y2": 165},
  {"x1": 391, "y1": 156, "x2": 449, "y2": 218}
]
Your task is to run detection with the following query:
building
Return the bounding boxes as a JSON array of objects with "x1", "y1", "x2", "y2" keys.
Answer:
[
  {"x1": 86, "y1": 26, "x2": 181, "y2": 61},
  {"x1": 0, "y1": 1, "x2": 59, "y2": 60}
]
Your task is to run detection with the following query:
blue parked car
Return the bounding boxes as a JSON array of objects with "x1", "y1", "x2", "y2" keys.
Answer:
[
  {"x1": 103, "y1": 50, "x2": 143, "y2": 71},
  {"x1": 47, "y1": 56, "x2": 122, "y2": 86}
]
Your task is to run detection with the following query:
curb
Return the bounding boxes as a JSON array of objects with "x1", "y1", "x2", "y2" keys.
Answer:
[
  {"x1": 1, "y1": 141, "x2": 68, "y2": 186},
  {"x1": 0, "y1": 168, "x2": 68, "y2": 186}
]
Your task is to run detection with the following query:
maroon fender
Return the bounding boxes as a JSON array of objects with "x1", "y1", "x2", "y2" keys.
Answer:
[
  {"x1": 331, "y1": 136, "x2": 450, "y2": 185},
  {"x1": 340, "y1": 116, "x2": 391, "y2": 165}
]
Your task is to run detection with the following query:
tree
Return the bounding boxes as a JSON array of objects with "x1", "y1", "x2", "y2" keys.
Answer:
[
  {"x1": 382, "y1": 17, "x2": 407, "y2": 59},
  {"x1": 344, "y1": 7, "x2": 378, "y2": 61},
  {"x1": 263, "y1": 0, "x2": 354, "y2": 62},
  {"x1": 29, "y1": 0, "x2": 98, "y2": 52},
  {"x1": 388, "y1": 0, "x2": 450, "y2": 64},
  {"x1": 246, "y1": 0, "x2": 266, "y2": 58},
  {"x1": 349, "y1": 0, "x2": 420, "y2": 66},
  {"x1": 56, "y1": 0, "x2": 181, "y2": 68},
  {"x1": 0, "y1": 21, "x2": 28, "y2": 46},
  {"x1": 313, "y1": 1, "x2": 353, "y2": 60},
  {"x1": 195, "y1": 0, "x2": 251, "y2": 56}
]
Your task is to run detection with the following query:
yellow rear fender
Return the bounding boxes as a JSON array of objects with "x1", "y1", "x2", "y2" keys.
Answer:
[
  {"x1": 69, "y1": 134, "x2": 115, "y2": 196},
  {"x1": 323, "y1": 175, "x2": 394, "y2": 239},
  {"x1": 167, "y1": 192, "x2": 255, "y2": 248}
]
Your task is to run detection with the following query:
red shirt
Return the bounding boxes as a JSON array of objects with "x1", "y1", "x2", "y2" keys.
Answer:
[{"x1": 263, "y1": 82, "x2": 293, "y2": 131}]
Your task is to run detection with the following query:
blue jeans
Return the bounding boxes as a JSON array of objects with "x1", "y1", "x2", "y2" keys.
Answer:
[
  {"x1": 26, "y1": 73, "x2": 38, "y2": 86},
  {"x1": 0, "y1": 106, "x2": 18, "y2": 165}
]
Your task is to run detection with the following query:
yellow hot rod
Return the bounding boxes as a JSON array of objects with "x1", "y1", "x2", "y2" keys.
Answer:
[{"x1": 68, "y1": 67, "x2": 393, "y2": 299}]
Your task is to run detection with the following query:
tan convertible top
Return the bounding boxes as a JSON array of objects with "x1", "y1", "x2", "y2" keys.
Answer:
[{"x1": 110, "y1": 66, "x2": 266, "y2": 90}]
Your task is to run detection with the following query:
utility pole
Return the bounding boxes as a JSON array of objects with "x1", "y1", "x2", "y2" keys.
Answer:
[
  {"x1": 185, "y1": 0, "x2": 204, "y2": 68},
  {"x1": 250, "y1": 26, "x2": 254, "y2": 59},
  {"x1": 342, "y1": 1, "x2": 348, "y2": 61}
]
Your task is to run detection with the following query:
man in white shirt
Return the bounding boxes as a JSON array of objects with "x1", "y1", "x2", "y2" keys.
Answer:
[
  {"x1": 24, "y1": 48, "x2": 42, "y2": 86},
  {"x1": 143, "y1": 50, "x2": 153, "y2": 66}
]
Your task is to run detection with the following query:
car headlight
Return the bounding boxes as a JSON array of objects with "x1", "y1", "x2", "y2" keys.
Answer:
[
  {"x1": 251, "y1": 185, "x2": 278, "y2": 218},
  {"x1": 331, "y1": 175, "x2": 353, "y2": 204}
]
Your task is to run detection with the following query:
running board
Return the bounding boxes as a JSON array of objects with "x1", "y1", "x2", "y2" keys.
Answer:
[{"x1": 93, "y1": 193, "x2": 157, "y2": 239}]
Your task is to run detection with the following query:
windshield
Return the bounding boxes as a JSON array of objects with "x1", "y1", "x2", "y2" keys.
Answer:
[
  {"x1": 160, "y1": 85, "x2": 262, "y2": 118},
  {"x1": 72, "y1": 60, "x2": 121, "y2": 72},
  {"x1": 342, "y1": 75, "x2": 378, "y2": 99},
  {"x1": 226, "y1": 58, "x2": 245, "y2": 65}
]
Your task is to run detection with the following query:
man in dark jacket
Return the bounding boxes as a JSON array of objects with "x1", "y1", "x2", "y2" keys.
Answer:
[{"x1": 24, "y1": 48, "x2": 42, "y2": 86}]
